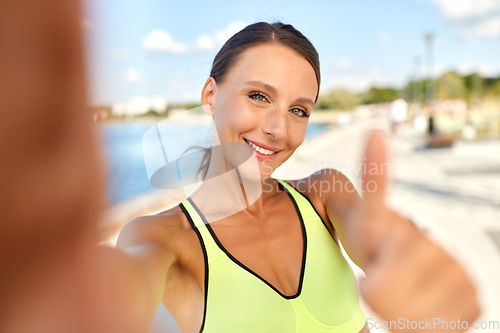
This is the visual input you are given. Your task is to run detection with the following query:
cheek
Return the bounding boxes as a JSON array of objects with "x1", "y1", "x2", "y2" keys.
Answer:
[
  {"x1": 218, "y1": 99, "x2": 258, "y2": 137},
  {"x1": 288, "y1": 123, "x2": 308, "y2": 148}
]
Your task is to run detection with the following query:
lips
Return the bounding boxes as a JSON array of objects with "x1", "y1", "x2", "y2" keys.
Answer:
[{"x1": 243, "y1": 138, "x2": 280, "y2": 156}]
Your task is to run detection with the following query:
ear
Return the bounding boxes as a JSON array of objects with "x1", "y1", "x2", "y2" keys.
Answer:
[{"x1": 201, "y1": 77, "x2": 217, "y2": 116}]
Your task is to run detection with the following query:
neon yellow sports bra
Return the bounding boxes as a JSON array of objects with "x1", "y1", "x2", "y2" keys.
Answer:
[{"x1": 179, "y1": 179, "x2": 366, "y2": 332}]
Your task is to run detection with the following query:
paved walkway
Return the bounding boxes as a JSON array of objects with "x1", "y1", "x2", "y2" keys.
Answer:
[{"x1": 385, "y1": 133, "x2": 500, "y2": 333}]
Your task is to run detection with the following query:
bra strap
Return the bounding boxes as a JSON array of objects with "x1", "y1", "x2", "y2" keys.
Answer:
[
  {"x1": 275, "y1": 179, "x2": 324, "y2": 224},
  {"x1": 180, "y1": 198, "x2": 225, "y2": 264}
]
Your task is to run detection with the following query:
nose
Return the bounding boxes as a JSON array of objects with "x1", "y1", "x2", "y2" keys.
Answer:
[{"x1": 262, "y1": 107, "x2": 287, "y2": 141}]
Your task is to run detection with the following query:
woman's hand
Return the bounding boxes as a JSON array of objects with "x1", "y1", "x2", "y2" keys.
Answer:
[
  {"x1": 0, "y1": 1, "x2": 171, "y2": 331},
  {"x1": 354, "y1": 131, "x2": 480, "y2": 332}
]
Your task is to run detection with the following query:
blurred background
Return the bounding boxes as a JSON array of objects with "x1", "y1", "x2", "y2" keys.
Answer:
[{"x1": 82, "y1": 0, "x2": 500, "y2": 332}]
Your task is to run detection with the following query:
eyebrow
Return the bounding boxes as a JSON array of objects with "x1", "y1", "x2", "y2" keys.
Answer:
[
  {"x1": 244, "y1": 80, "x2": 314, "y2": 106},
  {"x1": 245, "y1": 80, "x2": 277, "y2": 95}
]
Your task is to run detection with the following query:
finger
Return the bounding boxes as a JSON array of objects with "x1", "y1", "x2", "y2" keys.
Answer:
[
  {"x1": 440, "y1": 280, "x2": 481, "y2": 330},
  {"x1": 362, "y1": 130, "x2": 390, "y2": 211},
  {"x1": 358, "y1": 220, "x2": 414, "y2": 317}
]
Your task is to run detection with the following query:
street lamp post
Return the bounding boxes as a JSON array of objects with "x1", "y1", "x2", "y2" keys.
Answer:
[
  {"x1": 424, "y1": 32, "x2": 435, "y2": 107},
  {"x1": 413, "y1": 56, "x2": 421, "y2": 105}
]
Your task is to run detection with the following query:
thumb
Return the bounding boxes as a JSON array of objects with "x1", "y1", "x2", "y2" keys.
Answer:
[{"x1": 362, "y1": 131, "x2": 390, "y2": 211}]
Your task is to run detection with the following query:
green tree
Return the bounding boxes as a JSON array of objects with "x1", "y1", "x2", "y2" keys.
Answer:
[
  {"x1": 402, "y1": 80, "x2": 427, "y2": 103},
  {"x1": 315, "y1": 88, "x2": 360, "y2": 111},
  {"x1": 489, "y1": 78, "x2": 500, "y2": 97},
  {"x1": 361, "y1": 87, "x2": 399, "y2": 104},
  {"x1": 436, "y1": 71, "x2": 466, "y2": 100},
  {"x1": 463, "y1": 73, "x2": 484, "y2": 103}
]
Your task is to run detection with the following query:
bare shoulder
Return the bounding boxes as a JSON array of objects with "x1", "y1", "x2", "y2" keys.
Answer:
[
  {"x1": 280, "y1": 169, "x2": 361, "y2": 233},
  {"x1": 284, "y1": 168, "x2": 358, "y2": 202},
  {"x1": 117, "y1": 203, "x2": 194, "y2": 255}
]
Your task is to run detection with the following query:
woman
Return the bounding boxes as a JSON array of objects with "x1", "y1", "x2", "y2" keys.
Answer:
[{"x1": 117, "y1": 22, "x2": 479, "y2": 333}]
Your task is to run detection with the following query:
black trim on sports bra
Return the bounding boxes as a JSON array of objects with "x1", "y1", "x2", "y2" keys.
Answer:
[
  {"x1": 275, "y1": 178, "x2": 332, "y2": 233},
  {"x1": 187, "y1": 192, "x2": 307, "y2": 300},
  {"x1": 179, "y1": 201, "x2": 209, "y2": 333}
]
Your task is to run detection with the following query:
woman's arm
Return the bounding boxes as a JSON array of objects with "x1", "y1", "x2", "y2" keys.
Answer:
[
  {"x1": 86, "y1": 238, "x2": 175, "y2": 332},
  {"x1": 119, "y1": 217, "x2": 179, "y2": 327},
  {"x1": 316, "y1": 132, "x2": 480, "y2": 331},
  {"x1": 114, "y1": 216, "x2": 178, "y2": 323},
  {"x1": 0, "y1": 0, "x2": 176, "y2": 330},
  {"x1": 305, "y1": 168, "x2": 367, "y2": 268}
]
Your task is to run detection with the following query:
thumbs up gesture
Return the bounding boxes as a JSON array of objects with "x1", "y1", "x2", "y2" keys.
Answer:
[{"x1": 354, "y1": 132, "x2": 480, "y2": 332}]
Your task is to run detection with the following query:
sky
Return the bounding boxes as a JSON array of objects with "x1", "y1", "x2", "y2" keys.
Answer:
[{"x1": 83, "y1": 0, "x2": 500, "y2": 106}]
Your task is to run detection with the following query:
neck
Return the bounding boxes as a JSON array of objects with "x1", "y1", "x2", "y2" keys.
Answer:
[{"x1": 191, "y1": 147, "x2": 279, "y2": 223}]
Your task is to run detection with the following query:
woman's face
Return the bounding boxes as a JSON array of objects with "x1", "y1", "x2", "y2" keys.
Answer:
[{"x1": 202, "y1": 43, "x2": 318, "y2": 179}]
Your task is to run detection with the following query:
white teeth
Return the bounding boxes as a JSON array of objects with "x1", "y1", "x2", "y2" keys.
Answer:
[{"x1": 245, "y1": 140, "x2": 276, "y2": 155}]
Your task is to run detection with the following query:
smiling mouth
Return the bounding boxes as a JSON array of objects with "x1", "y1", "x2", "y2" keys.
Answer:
[{"x1": 244, "y1": 139, "x2": 278, "y2": 156}]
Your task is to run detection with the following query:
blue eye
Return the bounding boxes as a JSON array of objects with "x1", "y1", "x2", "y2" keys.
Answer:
[
  {"x1": 248, "y1": 92, "x2": 269, "y2": 102},
  {"x1": 290, "y1": 108, "x2": 308, "y2": 118}
]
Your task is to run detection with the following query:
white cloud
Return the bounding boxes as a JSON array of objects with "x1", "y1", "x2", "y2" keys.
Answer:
[
  {"x1": 326, "y1": 76, "x2": 372, "y2": 92},
  {"x1": 143, "y1": 30, "x2": 188, "y2": 54},
  {"x1": 214, "y1": 21, "x2": 248, "y2": 44},
  {"x1": 431, "y1": 0, "x2": 500, "y2": 39},
  {"x1": 334, "y1": 58, "x2": 354, "y2": 70},
  {"x1": 378, "y1": 32, "x2": 391, "y2": 45},
  {"x1": 195, "y1": 21, "x2": 248, "y2": 52},
  {"x1": 125, "y1": 69, "x2": 140, "y2": 83},
  {"x1": 460, "y1": 16, "x2": 500, "y2": 39},
  {"x1": 431, "y1": 0, "x2": 500, "y2": 21},
  {"x1": 324, "y1": 67, "x2": 388, "y2": 92},
  {"x1": 457, "y1": 62, "x2": 500, "y2": 77},
  {"x1": 195, "y1": 34, "x2": 216, "y2": 52},
  {"x1": 142, "y1": 22, "x2": 248, "y2": 55}
]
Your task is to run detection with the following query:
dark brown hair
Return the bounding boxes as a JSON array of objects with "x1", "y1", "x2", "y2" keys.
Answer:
[
  {"x1": 210, "y1": 22, "x2": 321, "y2": 100},
  {"x1": 199, "y1": 21, "x2": 321, "y2": 180}
]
